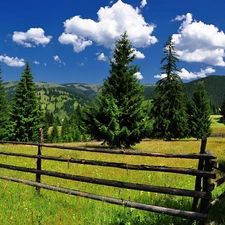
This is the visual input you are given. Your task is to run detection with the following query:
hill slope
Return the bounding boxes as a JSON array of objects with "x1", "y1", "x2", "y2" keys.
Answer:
[
  {"x1": 4, "y1": 75, "x2": 225, "y2": 118},
  {"x1": 184, "y1": 75, "x2": 225, "y2": 108},
  {"x1": 143, "y1": 75, "x2": 225, "y2": 108},
  {"x1": 4, "y1": 81, "x2": 95, "y2": 119}
]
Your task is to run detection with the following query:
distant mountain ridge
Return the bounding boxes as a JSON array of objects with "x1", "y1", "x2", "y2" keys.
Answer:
[
  {"x1": 184, "y1": 75, "x2": 225, "y2": 108},
  {"x1": 4, "y1": 75, "x2": 225, "y2": 118}
]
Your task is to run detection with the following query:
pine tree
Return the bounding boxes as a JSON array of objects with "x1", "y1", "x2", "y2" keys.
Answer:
[
  {"x1": 84, "y1": 32, "x2": 147, "y2": 148},
  {"x1": 10, "y1": 62, "x2": 44, "y2": 142},
  {"x1": 189, "y1": 81, "x2": 211, "y2": 139},
  {"x1": 0, "y1": 67, "x2": 10, "y2": 140},
  {"x1": 151, "y1": 36, "x2": 188, "y2": 141},
  {"x1": 50, "y1": 123, "x2": 60, "y2": 143}
]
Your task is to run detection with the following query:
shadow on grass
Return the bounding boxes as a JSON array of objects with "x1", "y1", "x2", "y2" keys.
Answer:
[{"x1": 208, "y1": 194, "x2": 225, "y2": 224}]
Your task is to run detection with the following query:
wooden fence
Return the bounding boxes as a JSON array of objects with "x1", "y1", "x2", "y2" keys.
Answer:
[{"x1": 0, "y1": 130, "x2": 225, "y2": 225}]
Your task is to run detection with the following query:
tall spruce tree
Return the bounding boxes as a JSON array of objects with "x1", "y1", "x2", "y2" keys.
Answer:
[
  {"x1": 151, "y1": 36, "x2": 188, "y2": 141},
  {"x1": 10, "y1": 62, "x2": 44, "y2": 142},
  {"x1": 85, "y1": 32, "x2": 147, "y2": 148},
  {"x1": 188, "y1": 81, "x2": 211, "y2": 139},
  {"x1": 0, "y1": 66, "x2": 10, "y2": 140}
]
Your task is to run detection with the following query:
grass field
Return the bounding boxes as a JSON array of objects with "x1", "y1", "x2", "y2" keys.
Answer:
[
  {"x1": 0, "y1": 118, "x2": 225, "y2": 225},
  {"x1": 211, "y1": 115, "x2": 225, "y2": 133}
]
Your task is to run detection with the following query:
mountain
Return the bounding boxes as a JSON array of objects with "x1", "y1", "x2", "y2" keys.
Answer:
[
  {"x1": 183, "y1": 75, "x2": 225, "y2": 108},
  {"x1": 143, "y1": 75, "x2": 225, "y2": 108},
  {"x1": 3, "y1": 75, "x2": 225, "y2": 118},
  {"x1": 4, "y1": 81, "x2": 100, "y2": 119}
]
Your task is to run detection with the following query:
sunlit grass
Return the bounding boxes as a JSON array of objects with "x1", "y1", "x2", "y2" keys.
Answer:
[
  {"x1": 211, "y1": 115, "x2": 225, "y2": 133},
  {"x1": 0, "y1": 136, "x2": 225, "y2": 224}
]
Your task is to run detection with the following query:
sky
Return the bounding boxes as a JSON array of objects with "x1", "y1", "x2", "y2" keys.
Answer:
[{"x1": 1, "y1": 0, "x2": 225, "y2": 84}]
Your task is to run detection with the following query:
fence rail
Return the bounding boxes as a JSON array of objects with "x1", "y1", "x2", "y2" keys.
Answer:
[{"x1": 0, "y1": 131, "x2": 225, "y2": 225}]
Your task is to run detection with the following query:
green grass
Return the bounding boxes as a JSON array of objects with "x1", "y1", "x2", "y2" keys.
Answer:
[
  {"x1": 211, "y1": 115, "x2": 225, "y2": 133},
  {"x1": 0, "y1": 137, "x2": 225, "y2": 225}
]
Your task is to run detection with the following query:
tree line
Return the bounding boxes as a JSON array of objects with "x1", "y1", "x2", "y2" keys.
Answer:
[{"x1": 0, "y1": 32, "x2": 223, "y2": 147}]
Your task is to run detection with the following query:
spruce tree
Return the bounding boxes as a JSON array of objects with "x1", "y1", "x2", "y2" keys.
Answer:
[
  {"x1": 189, "y1": 81, "x2": 211, "y2": 139},
  {"x1": 50, "y1": 123, "x2": 60, "y2": 143},
  {"x1": 0, "y1": 66, "x2": 10, "y2": 140},
  {"x1": 85, "y1": 32, "x2": 147, "y2": 148},
  {"x1": 151, "y1": 36, "x2": 188, "y2": 141},
  {"x1": 10, "y1": 62, "x2": 44, "y2": 142}
]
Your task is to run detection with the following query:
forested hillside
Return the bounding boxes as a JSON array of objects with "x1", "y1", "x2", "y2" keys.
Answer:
[
  {"x1": 4, "y1": 75, "x2": 225, "y2": 119},
  {"x1": 184, "y1": 75, "x2": 225, "y2": 108},
  {"x1": 4, "y1": 81, "x2": 101, "y2": 119}
]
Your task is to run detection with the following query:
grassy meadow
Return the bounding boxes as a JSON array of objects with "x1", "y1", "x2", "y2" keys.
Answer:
[{"x1": 0, "y1": 117, "x2": 225, "y2": 224}]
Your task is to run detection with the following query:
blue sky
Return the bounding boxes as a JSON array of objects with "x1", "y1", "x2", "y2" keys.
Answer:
[{"x1": 1, "y1": 0, "x2": 225, "y2": 84}]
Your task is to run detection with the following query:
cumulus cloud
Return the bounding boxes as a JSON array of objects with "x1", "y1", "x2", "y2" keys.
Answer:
[
  {"x1": 154, "y1": 67, "x2": 215, "y2": 80},
  {"x1": 133, "y1": 49, "x2": 145, "y2": 59},
  {"x1": 154, "y1": 73, "x2": 167, "y2": 79},
  {"x1": 96, "y1": 52, "x2": 108, "y2": 61},
  {"x1": 140, "y1": 0, "x2": 147, "y2": 8},
  {"x1": 33, "y1": 60, "x2": 40, "y2": 65},
  {"x1": 58, "y1": 0, "x2": 157, "y2": 52},
  {"x1": 53, "y1": 55, "x2": 61, "y2": 63},
  {"x1": 53, "y1": 55, "x2": 65, "y2": 65},
  {"x1": 134, "y1": 71, "x2": 143, "y2": 79},
  {"x1": 0, "y1": 55, "x2": 25, "y2": 67},
  {"x1": 178, "y1": 67, "x2": 215, "y2": 80},
  {"x1": 12, "y1": 28, "x2": 52, "y2": 47},
  {"x1": 172, "y1": 14, "x2": 187, "y2": 22},
  {"x1": 172, "y1": 13, "x2": 225, "y2": 67}
]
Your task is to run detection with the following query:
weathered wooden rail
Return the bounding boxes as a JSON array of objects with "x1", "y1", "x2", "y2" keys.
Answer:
[{"x1": 0, "y1": 131, "x2": 224, "y2": 225}]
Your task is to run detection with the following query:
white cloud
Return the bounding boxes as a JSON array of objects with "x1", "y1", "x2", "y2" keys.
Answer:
[
  {"x1": 154, "y1": 67, "x2": 215, "y2": 80},
  {"x1": 33, "y1": 60, "x2": 40, "y2": 65},
  {"x1": 58, "y1": 33, "x2": 92, "y2": 52},
  {"x1": 178, "y1": 67, "x2": 215, "y2": 80},
  {"x1": 77, "y1": 62, "x2": 84, "y2": 66},
  {"x1": 172, "y1": 13, "x2": 225, "y2": 67},
  {"x1": 53, "y1": 55, "x2": 65, "y2": 65},
  {"x1": 134, "y1": 71, "x2": 143, "y2": 79},
  {"x1": 140, "y1": 0, "x2": 147, "y2": 9},
  {"x1": 154, "y1": 73, "x2": 167, "y2": 79},
  {"x1": 96, "y1": 52, "x2": 108, "y2": 61},
  {"x1": 53, "y1": 55, "x2": 61, "y2": 63},
  {"x1": 133, "y1": 49, "x2": 145, "y2": 59},
  {"x1": 58, "y1": 0, "x2": 157, "y2": 52},
  {"x1": 173, "y1": 14, "x2": 187, "y2": 22},
  {"x1": 0, "y1": 55, "x2": 25, "y2": 67},
  {"x1": 13, "y1": 28, "x2": 52, "y2": 47}
]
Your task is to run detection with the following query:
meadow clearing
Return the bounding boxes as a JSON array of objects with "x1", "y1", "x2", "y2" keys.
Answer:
[{"x1": 0, "y1": 116, "x2": 225, "y2": 225}]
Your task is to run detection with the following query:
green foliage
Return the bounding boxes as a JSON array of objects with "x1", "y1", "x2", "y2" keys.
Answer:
[
  {"x1": 4, "y1": 76, "x2": 225, "y2": 121},
  {"x1": 10, "y1": 62, "x2": 44, "y2": 142},
  {"x1": 0, "y1": 67, "x2": 10, "y2": 140},
  {"x1": 84, "y1": 32, "x2": 147, "y2": 148},
  {"x1": 151, "y1": 36, "x2": 188, "y2": 140},
  {"x1": 49, "y1": 123, "x2": 61, "y2": 143},
  {"x1": 185, "y1": 75, "x2": 225, "y2": 110},
  {"x1": 61, "y1": 104, "x2": 87, "y2": 142},
  {"x1": 188, "y1": 81, "x2": 212, "y2": 139}
]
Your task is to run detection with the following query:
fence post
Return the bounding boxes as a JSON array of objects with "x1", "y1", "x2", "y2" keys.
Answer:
[
  {"x1": 36, "y1": 128, "x2": 43, "y2": 194},
  {"x1": 199, "y1": 151, "x2": 213, "y2": 225},
  {"x1": 192, "y1": 136, "x2": 207, "y2": 223}
]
